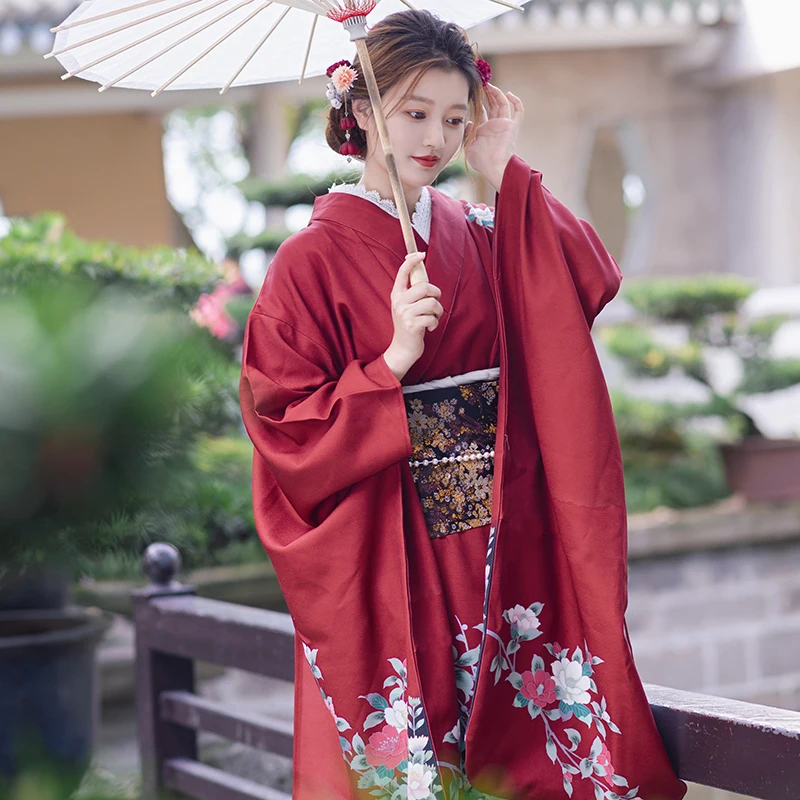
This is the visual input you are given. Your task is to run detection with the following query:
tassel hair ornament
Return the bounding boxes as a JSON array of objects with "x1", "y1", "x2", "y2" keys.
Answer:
[{"x1": 326, "y1": 59, "x2": 361, "y2": 162}]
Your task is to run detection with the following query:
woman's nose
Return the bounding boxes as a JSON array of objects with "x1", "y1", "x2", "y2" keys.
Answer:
[{"x1": 422, "y1": 122, "x2": 445, "y2": 150}]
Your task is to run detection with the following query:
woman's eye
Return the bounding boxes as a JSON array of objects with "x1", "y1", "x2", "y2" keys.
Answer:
[
  {"x1": 408, "y1": 111, "x2": 425, "y2": 120},
  {"x1": 448, "y1": 118, "x2": 465, "y2": 126}
]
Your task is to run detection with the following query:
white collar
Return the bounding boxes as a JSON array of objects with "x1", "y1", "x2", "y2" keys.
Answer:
[{"x1": 327, "y1": 182, "x2": 432, "y2": 244}]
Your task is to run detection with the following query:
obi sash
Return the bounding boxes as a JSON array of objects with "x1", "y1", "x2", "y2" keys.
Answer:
[{"x1": 402, "y1": 368, "x2": 500, "y2": 538}]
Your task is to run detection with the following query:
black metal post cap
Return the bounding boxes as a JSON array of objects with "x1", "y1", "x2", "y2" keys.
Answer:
[{"x1": 142, "y1": 542, "x2": 181, "y2": 587}]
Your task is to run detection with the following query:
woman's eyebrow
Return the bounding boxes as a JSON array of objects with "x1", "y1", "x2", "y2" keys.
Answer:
[{"x1": 408, "y1": 94, "x2": 468, "y2": 111}]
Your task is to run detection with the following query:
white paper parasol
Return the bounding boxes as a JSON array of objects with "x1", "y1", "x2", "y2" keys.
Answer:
[{"x1": 48, "y1": 0, "x2": 525, "y2": 279}]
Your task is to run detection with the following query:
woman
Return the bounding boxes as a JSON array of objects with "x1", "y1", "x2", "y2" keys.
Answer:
[{"x1": 240, "y1": 10, "x2": 686, "y2": 800}]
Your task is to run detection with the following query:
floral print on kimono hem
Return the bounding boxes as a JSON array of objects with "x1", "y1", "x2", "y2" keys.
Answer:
[
  {"x1": 459, "y1": 600, "x2": 644, "y2": 800},
  {"x1": 302, "y1": 642, "x2": 444, "y2": 800}
]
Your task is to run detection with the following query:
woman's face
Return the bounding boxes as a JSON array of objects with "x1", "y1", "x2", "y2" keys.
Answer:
[{"x1": 357, "y1": 67, "x2": 471, "y2": 191}]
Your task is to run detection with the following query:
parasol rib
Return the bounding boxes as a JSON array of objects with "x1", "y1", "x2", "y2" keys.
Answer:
[
  {"x1": 52, "y1": 0, "x2": 180, "y2": 32},
  {"x1": 98, "y1": 0, "x2": 256, "y2": 91},
  {"x1": 61, "y1": 0, "x2": 232, "y2": 80},
  {"x1": 298, "y1": 13, "x2": 317, "y2": 84},
  {"x1": 486, "y1": 0, "x2": 523, "y2": 10},
  {"x1": 154, "y1": 0, "x2": 275, "y2": 95},
  {"x1": 47, "y1": 0, "x2": 209, "y2": 59},
  {"x1": 220, "y1": 4, "x2": 292, "y2": 93}
]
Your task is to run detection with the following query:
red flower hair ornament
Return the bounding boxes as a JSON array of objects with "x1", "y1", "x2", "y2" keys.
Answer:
[{"x1": 475, "y1": 58, "x2": 492, "y2": 87}]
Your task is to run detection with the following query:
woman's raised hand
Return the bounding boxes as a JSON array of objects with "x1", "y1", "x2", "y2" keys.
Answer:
[
  {"x1": 383, "y1": 252, "x2": 443, "y2": 382},
  {"x1": 465, "y1": 83, "x2": 524, "y2": 193}
]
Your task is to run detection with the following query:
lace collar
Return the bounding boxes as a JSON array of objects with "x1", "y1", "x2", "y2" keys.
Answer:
[{"x1": 327, "y1": 182, "x2": 432, "y2": 243}]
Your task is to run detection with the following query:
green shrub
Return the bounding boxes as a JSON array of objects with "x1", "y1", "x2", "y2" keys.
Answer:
[
  {"x1": 622, "y1": 275, "x2": 754, "y2": 323},
  {"x1": 76, "y1": 435, "x2": 262, "y2": 582},
  {"x1": 611, "y1": 393, "x2": 729, "y2": 513},
  {"x1": 0, "y1": 213, "x2": 221, "y2": 308},
  {"x1": 605, "y1": 275, "x2": 799, "y2": 439}
]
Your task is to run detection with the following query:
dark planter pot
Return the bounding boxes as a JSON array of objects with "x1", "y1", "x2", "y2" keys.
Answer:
[
  {"x1": 721, "y1": 438, "x2": 800, "y2": 503},
  {"x1": 0, "y1": 607, "x2": 112, "y2": 793},
  {"x1": 0, "y1": 568, "x2": 70, "y2": 612}
]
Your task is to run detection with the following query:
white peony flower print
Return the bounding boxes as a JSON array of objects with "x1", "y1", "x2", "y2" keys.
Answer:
[
  {"x1": 384, "y1": 699, "x2": 409, "y2": 731},
  {"x1": 407, "y1": 762, "x2": 435, "y2": 800},
  {"x1": 551, "y1": 657, "x2": 591, "y2": 705},
  {"x1": 506, "y1": 604, "x2": 541, "y2": 635},
  {"x1": 408, "y1": 735, "x2": 429, "y2": 755}
]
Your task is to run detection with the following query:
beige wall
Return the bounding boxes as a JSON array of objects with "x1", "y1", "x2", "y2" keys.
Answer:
[
  {"x1": 0, "y1": 112, "x2": 173, "y2": 248},
  {"x1": 491, "y1": 47, "x2": 725, "y2": 278},
  {"x1": 718, "y1": 67, "x2": 800, "y2": 286}
]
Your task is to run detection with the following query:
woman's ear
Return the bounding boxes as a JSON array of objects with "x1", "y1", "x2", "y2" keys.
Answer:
[
  {"x1": 351, "y1": 98, "x2": 371, "y2": 131},
  {"x1": 464, "y1": 119, "x2": 474, "y2": 139}
]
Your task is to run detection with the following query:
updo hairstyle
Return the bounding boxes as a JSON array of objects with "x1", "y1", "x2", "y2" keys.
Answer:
[{"x1": 324, "y1": 9, "x2": 485, "y2": 162}]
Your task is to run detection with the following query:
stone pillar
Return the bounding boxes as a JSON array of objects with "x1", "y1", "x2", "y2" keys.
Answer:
[
  {"x1": 719, "y1": 68, "x2": 800, "y2": 286},
  {"x1": 249, "y1": 85, "x2": 293, "y2": 229}
]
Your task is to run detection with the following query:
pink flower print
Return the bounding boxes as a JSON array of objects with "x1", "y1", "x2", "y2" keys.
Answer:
[
  {"x1": 597, "y1": 742, "x2": 615, "y2": 785},
  {"x1": 407, "y1": 763, "x2": 435, "y2": 800},
  {"x1": 519, "y1": 669, "x2": 557, "y2": 708},
  {"x1": 506, "y1": 604, "x2": 541, "y2": 635},
  {"x1": 563, "y1": 771, "x2": 573, "y2": 784},
  {"x1": 365, "y1": 724, "x2": 408, "y2": 771}
]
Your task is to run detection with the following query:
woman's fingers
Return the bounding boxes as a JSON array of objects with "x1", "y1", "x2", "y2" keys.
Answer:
[
  {"x1": 411, "y1": 296, "x2": 444, "y2": 318},
  {"x1": 403, "y1": 281, "x2": 441, "y2": 304},
  {"x1": 415, "y1": 313, "x2": 441, "y2": 333},
  {"x1": 486, "y1": 83, "x2": 511, "y2": 120},
  {"x1": 507, "y1": 91, "x2": 524, "y2": 120},
  {"x1": 394, "y1": 251, "x2": 426, "y2": 291}
]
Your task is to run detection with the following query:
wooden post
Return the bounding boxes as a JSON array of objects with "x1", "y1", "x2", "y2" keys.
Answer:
[{"x1": 133, "y1": 543, "x2": 198, "y2": 799}]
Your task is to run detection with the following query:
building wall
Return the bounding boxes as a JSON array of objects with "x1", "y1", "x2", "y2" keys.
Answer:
[
  {"x1": 0, "y1": 112, "x2": 173, "y2": 248},
  {"x1": 491, "y1": 47, "x2": 725, "y2": 278},
  {"x1": 718, "y1": 67, "x2": 800, "y2": 286}
]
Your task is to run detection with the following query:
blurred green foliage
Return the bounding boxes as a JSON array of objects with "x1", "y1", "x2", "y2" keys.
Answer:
[
  {"x1": 229, "y1": 161, "x2": 468, "y2": 257},
  {"x1": 76, "y1": 435, "x2": 263, "y2": 582},
  {"x1": 0, "y1": 213, "x2": 222, "y2": 308},
  {"x1": 612, "y1": 393, "x2": 729, "y2": 513},
  {"x1": 605, "y1": 275, "x2": 800, "y2": 439},
  {"x1": 605, "y1": 275, "x2": 800, "y2": 511},
  {"x1": 237, "y1": 160, "x2": 466, "y2": 208},
  {"x1": 0, "y1": 216, "x2": 257, "y2": 579},
  {"x1": 622, "y1": 275, "x2": 754, "y2": 323}
]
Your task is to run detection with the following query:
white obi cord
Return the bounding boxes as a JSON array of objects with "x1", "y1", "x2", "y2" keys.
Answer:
[{"x1": 402, "y1": 367, "x2": 500, "y2": 394}]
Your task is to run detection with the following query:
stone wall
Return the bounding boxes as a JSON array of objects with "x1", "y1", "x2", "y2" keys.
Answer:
[{"x1": 626, "y1": 500, "x2": 800, "y2": 799}]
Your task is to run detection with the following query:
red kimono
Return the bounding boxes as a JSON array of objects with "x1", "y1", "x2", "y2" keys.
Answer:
[{"x1": 240, "y1": 155, "x2": 687, "y2": 800}]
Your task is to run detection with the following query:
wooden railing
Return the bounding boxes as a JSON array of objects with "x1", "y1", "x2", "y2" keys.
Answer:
[{"x1": 134, "y1": 544, "x2": 800, "y2": 800}]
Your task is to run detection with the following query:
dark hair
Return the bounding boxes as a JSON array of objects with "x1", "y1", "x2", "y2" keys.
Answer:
[{"x1": 324, "y1": 9, "x2": 485, "y2": 161}]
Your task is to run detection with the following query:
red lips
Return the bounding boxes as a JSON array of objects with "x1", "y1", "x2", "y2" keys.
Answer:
[{"x1": 412, "y1": 156, "x2": 440, "y2": 168}]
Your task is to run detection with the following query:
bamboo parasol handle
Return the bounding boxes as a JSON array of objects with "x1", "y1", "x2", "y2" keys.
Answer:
[{"x1": 353, "y1": 36, "x2": 429, "y2": 286}]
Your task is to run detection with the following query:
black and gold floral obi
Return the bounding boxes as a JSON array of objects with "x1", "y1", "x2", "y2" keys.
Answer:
[{"x1": 403, "y1": 376, "x2": 498, "y2": 539}]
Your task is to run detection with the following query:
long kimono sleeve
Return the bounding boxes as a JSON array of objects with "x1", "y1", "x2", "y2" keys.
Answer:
[
  {"x1": 240, "y1": 311, "x2": 412, "y2": 519},
  {"x1": 495, "y1": 154, "x2": 622, "y2": 326}
]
